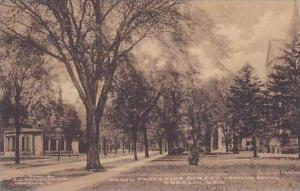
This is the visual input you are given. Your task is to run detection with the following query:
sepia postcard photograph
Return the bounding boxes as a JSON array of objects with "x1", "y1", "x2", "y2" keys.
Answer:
[{"x1": 0, "y1": 0, "x2": 300, "y2": 190}]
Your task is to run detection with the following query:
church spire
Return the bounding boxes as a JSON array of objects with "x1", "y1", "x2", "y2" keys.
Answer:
[
  {"x1": 56, "y1": 86, "x2": 64, "y2": 115},
  {"x1": 288, "y1": 0, "x2": 300, "y2": 41}
]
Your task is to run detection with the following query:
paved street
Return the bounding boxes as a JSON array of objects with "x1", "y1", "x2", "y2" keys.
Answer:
[
  {"x1": 0, "y1": 152, "x2": 159, "y2": 181},
  {"x1": 36, "y1": 153, "x2": 166, "y2": 191}
]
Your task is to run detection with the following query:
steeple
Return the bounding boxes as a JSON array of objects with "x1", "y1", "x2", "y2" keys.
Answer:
[
  {"x1": 288, "y1": 0, "x2": 300, "y2": 41},
  {"x1": 57, "y1": 86, "x2": 64, "y2": 115}
]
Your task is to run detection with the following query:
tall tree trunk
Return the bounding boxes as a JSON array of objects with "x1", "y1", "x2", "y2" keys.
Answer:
[
  {"x1": 266, "y1": 137, "x2": 270, "y2": 153},
  {"x1": 110, "y1": 141, "x2": 113, "y2": 153},
  {"x1": 133, "y1": 133, "x2": 138, "y2": 161},
  {"x1": 165, "y1": 141, "x2": 167, "y2": 152},
  {"x1": 166, "y1": 129, "x2": 174, "y2": 155},
  {"x1": 143, "y1": 128, "x2": 149, "y2": 158},
  {"x1": 252, "y1": 136, "x2": 258, "y2": 158},
  {"x1": 297, "y1": 133, "x2": 300, "y2": 159},
  {"x1": 114, "y1": 137, "x2": 117, "y2": 155},
  {"x1": 15, "y1": 94, "x2": 21, "y2": 164},
  {"x1": 68, "y1": 140, "x2": 71, "y2": 157},
  {"x1": 158, "y1": 137, "x2": 163, "y2": 154},
  {"x1": 233, "y1": 133, "x2": 239, "y2": 154},
  {"x1": 86, "y1": 104, "x2": 101, "y2": 170},
  {"x1": 131, "y1": 143, "x2": 134, "y2": 153},
  {"x1": 122, "y1": 136, "x2": 125, "y2": 154},
  {"x1": 15, "y1": 112, "x2": 20, "y2": 164},
  {"x1": 128, "y1": 140, "x2": 131, "y2": 153},
  {"x1": 205, "y1": 128, "x2": 211, "y2": 154},
  {"x1": 102, "y1": 137, "x2": 107, "y2": 156}
]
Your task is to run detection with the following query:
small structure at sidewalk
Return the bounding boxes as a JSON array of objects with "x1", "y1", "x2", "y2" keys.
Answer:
[
  {"x1": 3, "y1": 88, "x2": 80, "y2": 157},
  {"x1": 43, "y1": 127, "x2": 79, "y2": 156},
  {"x1": 3, "y1": 127, "x2": 79, "y2": 157},
  {"x1": 4, "y1": 128, "x2": 43, "y2": 157}
]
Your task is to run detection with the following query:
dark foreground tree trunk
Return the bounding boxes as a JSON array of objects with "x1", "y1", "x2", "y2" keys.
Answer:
[
  {"x1": 86, "y1": 105, "x2": 101, "y2": 170},
  {"x1": 298, "y1": 133, "x2": 300, "y2": 159},
  {"x1": 15, "y1": 97, "x2": 21, "y2": 164},
  {"x1": 252, "y1": 136, "x2": 258, "y2": 158},
  {"x1": 143, "y1": 128, "x2": 149, "y2": 158},
  {"x1": 15, "y1": 119, "x2": 20, "y2": 164},
  {"x1": 133, "y1": 133, "x2": 138, "y2": 161}
]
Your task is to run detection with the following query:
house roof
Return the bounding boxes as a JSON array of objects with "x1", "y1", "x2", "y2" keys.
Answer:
[{"x1": 4, "y1": 128, "x2": 42, "y2": 135}]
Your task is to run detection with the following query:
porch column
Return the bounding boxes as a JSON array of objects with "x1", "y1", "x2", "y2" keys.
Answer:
[
  {"x1": 19, "y1": 135, "x2": 22, "y2": 153},
  {"x1": 218, "y1": 128, "x2": 223, "y2": 150},
  {"x1": 4, "y1": 136, "x2": 8, "y2": 152}
]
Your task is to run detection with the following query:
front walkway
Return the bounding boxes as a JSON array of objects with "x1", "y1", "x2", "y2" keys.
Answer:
[{"x1": 36, "y1": 153, "x2": 166, "y2": 191}]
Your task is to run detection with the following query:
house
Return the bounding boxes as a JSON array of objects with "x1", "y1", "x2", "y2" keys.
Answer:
[
  {"x1": 3, "y1": 126, "x2": 79, "y2": 157},
  {"x1": 3, "y1": 88, "x2": 80, "y2": 157},
  {"x1": 4, "y1": 128, "x2": 43, "y2": 157}
]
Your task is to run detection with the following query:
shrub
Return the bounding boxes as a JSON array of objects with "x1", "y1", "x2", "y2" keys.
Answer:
[{"x1": 188, "y1": 146, "x2": 200, "y2": 165}]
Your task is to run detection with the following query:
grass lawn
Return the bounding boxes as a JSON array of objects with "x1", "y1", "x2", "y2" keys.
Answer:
[
  {"x1": 0, "y1": 158, "x2": 134, "y2": 191},
  {"x1": 86, "y1": 152, "x2": 300, "y2": 191}
]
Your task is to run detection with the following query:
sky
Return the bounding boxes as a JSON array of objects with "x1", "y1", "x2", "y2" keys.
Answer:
[
  {"x1": 58, "y1": 0, "x2": 295, "y2": 105},
  {"x1": 187, "y1": 0, "x2": 293, "y2": 80}
]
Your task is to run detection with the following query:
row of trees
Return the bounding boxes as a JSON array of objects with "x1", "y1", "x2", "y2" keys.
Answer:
[
  {"x1": 267, "y1": 38, "x2": 300, "y2": 158},
  {"x1": 217, "y1": 37, "x2": 300, "y2": 159},
  {"x1": 0, "y1": 0, "x2": 195, "y2": 170}
]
